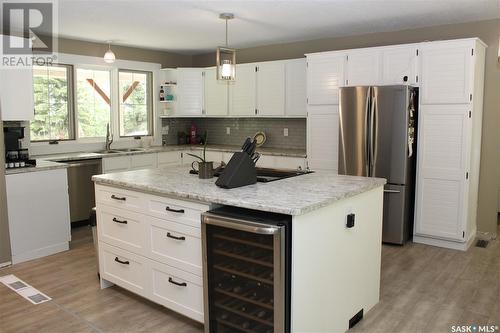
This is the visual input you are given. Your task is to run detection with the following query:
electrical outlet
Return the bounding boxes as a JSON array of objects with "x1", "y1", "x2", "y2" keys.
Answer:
[
  {"x1": 226, "y1": 127, "x2": 231, "y2": 135},
  {"x1": 284, "y1": 128, "x2": 289, "y2": 137},
  {"x1": 162, "y1": 125, "x2": 169, "y2": 135}
]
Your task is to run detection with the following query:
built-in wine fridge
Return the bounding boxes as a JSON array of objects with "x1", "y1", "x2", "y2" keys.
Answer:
[{"x1": 202, "y1": 206, "x2": 292, "y2": 333}]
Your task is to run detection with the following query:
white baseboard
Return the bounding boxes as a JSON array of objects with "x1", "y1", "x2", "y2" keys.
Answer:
[
  {"x1": 413, "y1": 232, "x2": 475, "y2": 251},
  {"x1": 12, "y1": 242, "x2": 69, "y2": 265},
  {"x1": 0, "y1": 261, "x2": 12, "y2": 268}
]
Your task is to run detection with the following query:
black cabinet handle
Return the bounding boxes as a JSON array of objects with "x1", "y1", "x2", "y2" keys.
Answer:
[
  {"x1": 167, "y1": 232, "x2": 186, "y2": 241},
  {"x1": 168, "y1": 277, "x2": 187, "y2": 287},
  {"x1": 111, "y1": 195, "x2": 126, "y2": 201},
  {"x1": 114, "y1": 257, "x2": 129, "y2": 265},
  {"x1": 112, "y1": 217, "x2": 128, "y2": 224},
  {"x1": 165, "y1": 206, "x2": 185, "y2": 214}
]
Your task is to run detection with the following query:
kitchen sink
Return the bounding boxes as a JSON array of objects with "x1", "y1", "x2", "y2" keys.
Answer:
[
  {"x1": 96, "y1": 150, "x2": 121, "y2": 154},
  {"x1": 114, "y1": 148, "x2": 147, "y2": 152}
]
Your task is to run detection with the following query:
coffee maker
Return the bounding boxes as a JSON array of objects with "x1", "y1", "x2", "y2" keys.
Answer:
[{"x1": 4, "y1": 126, "x2": 34, "y2": 169}]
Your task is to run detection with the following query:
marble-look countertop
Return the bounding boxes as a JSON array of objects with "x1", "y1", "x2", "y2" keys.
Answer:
[
  {"x1": 92, "y1": 166, "x2": 386, "y2": 216},
  {"x1": 5, "y1": 159, "x2": 68, "y2": 175},
  {"x1": 35, "y1": 144, "x2": 306, "y2": 162}
]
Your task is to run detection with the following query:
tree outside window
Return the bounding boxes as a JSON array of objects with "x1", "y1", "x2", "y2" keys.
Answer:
[
  {"x1": 118, "y1": 70, "x2": 153, "y2": 137},
  {"x1": 31, "y1": 65, "x2": 74, "y2": 141},
  {"x1": 76, "y1": 68, "x2": 111, "y2": 138}
]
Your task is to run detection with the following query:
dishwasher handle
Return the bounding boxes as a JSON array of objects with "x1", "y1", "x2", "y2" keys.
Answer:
[{"x1": 202, "y1": 213, "x2": 282, "y2": 235}]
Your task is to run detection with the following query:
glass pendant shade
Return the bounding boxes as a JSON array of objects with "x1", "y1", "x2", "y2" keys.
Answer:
[
  {"x1": 217, "y1": 46, "x2": 236, "y2": 81},
  {"x1": 104, "y1": 43, "x2": 116, "y2": 63}
]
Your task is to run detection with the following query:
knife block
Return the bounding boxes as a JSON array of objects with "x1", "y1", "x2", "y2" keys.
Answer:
[{"x1": 215, "y1": 152, "x2": 257, "y2": 189}]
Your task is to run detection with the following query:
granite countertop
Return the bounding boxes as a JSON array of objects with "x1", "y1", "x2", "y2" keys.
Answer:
[
  {"x1": 5, "y1": 159, "x2": 68, "y2": 175},
  {"x1": 92, "y1": 166, "x2": 386, "y2": 216},
  {"x1": 35, "y1": 145, "x2": 307, "y2": 162}
]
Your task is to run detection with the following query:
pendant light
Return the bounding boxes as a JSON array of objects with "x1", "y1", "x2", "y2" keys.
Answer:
[
  {"x1": 103, "y1": 41, "x2": 116, "y2": 64},
  {"x1": 216, "y1": 13, "x2": 236, "y2": 81}
]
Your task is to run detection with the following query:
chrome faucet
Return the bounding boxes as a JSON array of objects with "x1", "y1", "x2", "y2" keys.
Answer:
[{"x1": 105, "y1": 123, "x2": 113, "y2": 151}]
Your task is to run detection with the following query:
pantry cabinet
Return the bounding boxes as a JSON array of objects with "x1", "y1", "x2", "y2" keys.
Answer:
[
  {"x1": 306, "y1": 106, "x2": 339, "y2": 172},
  {"x1": 306, "y1": 52, "x2": 346, "y2": 105}
]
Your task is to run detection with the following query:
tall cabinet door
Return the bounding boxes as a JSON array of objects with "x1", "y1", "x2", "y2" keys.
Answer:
[
  {"x1": 204, "y1": 67, "x2": 228, "y2": 116},
  {"x1": 345, "y1": 49, "x2": 381, "y2": 86},
  {"x1": 285, "y1": 58, "x2": 307, "y2": 117},
  {"x1": 419, "y1": 41, "x2": 473, "y2": 104},
  {"x1": 176, "y1": 68, "x2": 204, "y2": 116},
  {"x1": 306, "y1": 52, "x2": 345, "y2": 105},
  {"x1": 414, "y1": 104, "x2": 470, "y2": 241},
  {"x1": 229, "y1": 63, "x2": 256, "y2": 116},
  {"x1": 256, "y1": 62, "x2": 285, "y2": 116},
  {"x1": 381, "y1": 45, "x2": 418, "y2": 85},
  {"x1": 307, "y1": 106, "x2": 339, "y2": 172}
]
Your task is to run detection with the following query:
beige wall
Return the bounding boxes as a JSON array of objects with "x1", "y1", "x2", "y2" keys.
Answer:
[
  {"x1": 57, "y1": 37, "x2": 192, "y2": 68},
  {"x1": 193, "y1": 19, "x2": 500, "y2": 235}
]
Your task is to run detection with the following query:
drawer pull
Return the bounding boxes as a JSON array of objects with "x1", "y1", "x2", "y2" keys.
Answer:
[
  {"x1": 166, "y1": 232, "x2": 186, "y2": 241},
  {"x1": 111, "y1": 195, "x2": 126, "y2": 201},
  {"x1": 112, "y1": 217, "x2": 128, "y2": 224},
  {"x1": 165, "y1": 206, "x2": 185, "y2": 214},
  {"x1": 168, "y1": 277, "x2": 187, "y2": 287},
  {"x1": 114, "y1": 257, "x2": 130, "y2": 265}
]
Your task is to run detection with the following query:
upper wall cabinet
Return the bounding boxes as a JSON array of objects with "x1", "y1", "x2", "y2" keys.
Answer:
[
  {"x1": 285, "y1": 58, "x2": 307, "y2": 117},
  {"x1": 229, "y1": 63, "x2": 257, "y2": 116},
  {"x1": 381, "y1": 45, "x2": 419, "y2": 85},
  {"x1": 306, "y1": 52, "x2": 346, "y2": 105},
  {"x1": 256, "y1": 61, "x2": 285, "y2": 116},
  {"x1": 176, "y1": 68, "x2": 204, "y2": 117},
  {"x1": 204, "y1": 67, "x2": 228, "y2": 116},
  {"x1": 0, "y1": 36, "x2": 34, "y2": 121},
  {"x1": 419, "y1": 40, "x2": 474, "y2": 104},
  {"x1": 345, "y1": 49, "x2": 381, "y2": 86}
]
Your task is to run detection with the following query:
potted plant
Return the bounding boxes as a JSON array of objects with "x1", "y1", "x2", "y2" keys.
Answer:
[{"x1": 187, "y1": 132, "x2": 213, "y2": 179}]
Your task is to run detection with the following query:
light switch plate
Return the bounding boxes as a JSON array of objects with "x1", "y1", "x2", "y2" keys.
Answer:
[
  {"x1": 284, "y1": 128, "x2": 289, "y2": 137},
  {"x1": 226, "y1": 127, "x2": 231, "y2": 135}
]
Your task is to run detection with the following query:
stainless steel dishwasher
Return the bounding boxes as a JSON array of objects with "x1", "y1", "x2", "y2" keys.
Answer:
[{"x1": 64, "y1": 159, "x2": 102, "y2": 224}]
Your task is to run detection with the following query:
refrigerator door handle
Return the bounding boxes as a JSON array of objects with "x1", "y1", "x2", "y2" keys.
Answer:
[
  {"x1": 364, "y1": 87, "x2": 371, "y2": 176},
  {"x1": 369, "y1": 90, "x2": 377, "y2": 175}
]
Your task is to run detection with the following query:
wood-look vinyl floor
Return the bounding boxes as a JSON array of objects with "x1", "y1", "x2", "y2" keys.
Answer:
[{"x1": 1, "y1": 224, "x2": 499, "y2": 333}]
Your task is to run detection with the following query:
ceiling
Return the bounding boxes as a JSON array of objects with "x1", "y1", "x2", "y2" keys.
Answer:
[{"x1": 47, "y1": 0, "x2": 500, "y2": 54}]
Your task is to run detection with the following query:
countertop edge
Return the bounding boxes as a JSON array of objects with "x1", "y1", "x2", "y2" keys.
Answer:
[{"x1": 5, "y1": 160, "x2": 69, "y2": 175}]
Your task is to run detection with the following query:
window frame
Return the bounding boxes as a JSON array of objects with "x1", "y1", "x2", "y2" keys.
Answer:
[
  {"x1": 117, "y1": 69, "x2": 154, "y2": 138},
  {"x1": 30, "y1": 63, "x2": 76, "y2": 142},
  {"x1": 74, "y1": 64, "x2": 113, "y2": 141}
]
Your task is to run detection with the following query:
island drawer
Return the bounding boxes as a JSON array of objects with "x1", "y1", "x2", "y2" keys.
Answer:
[
  {"x1": 96, "y1": 185, "x2": 145, "y2": 212},
  {"x1": 97, "y1": 205, "x2": 147, "y2": 255},
  {"x1": 149, "y1": 259, "x2": 204, "y2": 323},
  {"x1": 147, "y1": 196, "x2": 209, "y2": 228},
  {"x1": 148, "y1": 217, "x2": 202, "y2": 276},
  {"x1": 99, "y1": 242, "x2": 149, "y2": 297}
]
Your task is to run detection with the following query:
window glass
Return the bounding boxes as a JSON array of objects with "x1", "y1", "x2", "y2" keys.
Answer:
[
  {"x1": 118, "y1": 70, "x2": 152, "y2": 137},
  {"x1": 76, "y1": 68, "x2": 111, "y2": 138},
  {"x1": 31, "y1": 65, "x2": 73, "y2": 141}
]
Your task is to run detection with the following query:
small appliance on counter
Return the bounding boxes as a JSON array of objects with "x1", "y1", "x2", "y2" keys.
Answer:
[{"x1": 3, "y1": 125, "x2": 35, "y2": 169}]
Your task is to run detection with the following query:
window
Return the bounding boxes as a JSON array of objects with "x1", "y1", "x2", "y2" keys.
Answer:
[
  {"x1": 31, "y1": 64, "x2": 74, "y2": 141},
  {"x1": 76, "y1": 68, "x2": 111, "y2": 138},
  {"x1": 118, "y1": 70, "x2": 153, "y2": 137}
]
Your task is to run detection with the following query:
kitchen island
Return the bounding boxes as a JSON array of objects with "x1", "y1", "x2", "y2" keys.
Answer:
[{"x1": 92, "y1": 166, "x2": 386, "y2": 333}]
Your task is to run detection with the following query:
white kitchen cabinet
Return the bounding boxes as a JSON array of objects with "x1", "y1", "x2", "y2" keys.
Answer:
[
  {"x1": 157, "y1": 151, "x2": 182, "y2": 167},
  {"x1": 413, "y1": 38, "x2": 486, "y2": 251},
  {"x1": 176, "y1": 68, "x2": 204, "y2": 116},
  {"x1": 6, "y1": 168, "x2": 70, "y2": 264},
  {"x1": 306, "y1": 52, "x2": 346, "y2": 105},
  {"x1": 345, "y1": 48, "x2": 381, "y2": 86},
  {"x1": 274, "y1": 156, "x2": 307, "y2": 170},
  {"x1": 0, "y1": 36, "x2": 34, "y2": 121},
  {"x1": 256, "y1": 61, "x2": 285, "y2": 116},
  {"x1": 419, "y1": 40, "x2": 475, "y2": 104},
  {"x1": 229, "y1": 63, "x2": 257, "y2": 116},
  {"x1": 203, "y1": 67, "x2": 228, "y2": 116},
  {"x1": 381, "y1": 45, "x2": 419, "y2": 85},
  {"x1": 307, "y1": 105, "x2": 339, "y2": 172},
  {"x1": 285, "y1": 58, "x2": 307, "y2": 117},
  {"x1": 102, "y1": 153, "x2": 157, "y2": 173},
  {"x1": 182, "y1": 150, "x2": 224, "y2": 167},
  {"x1": 130, "y1": 153, "x2": 157, "y2": 170}
]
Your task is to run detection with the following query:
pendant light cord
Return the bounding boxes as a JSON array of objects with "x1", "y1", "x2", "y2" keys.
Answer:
[{"x1": 225, "y1": 19, "x2": 228, "y2": 47}]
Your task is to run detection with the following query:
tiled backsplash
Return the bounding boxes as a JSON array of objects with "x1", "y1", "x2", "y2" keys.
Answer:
[{"x1": 161, "y1": 118, "x2": 306, "y2": 150}]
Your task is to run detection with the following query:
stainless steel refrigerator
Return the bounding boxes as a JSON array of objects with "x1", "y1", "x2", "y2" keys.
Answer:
[{"x1": 339, "y1": 85, "x2": 418, "y2": 244}]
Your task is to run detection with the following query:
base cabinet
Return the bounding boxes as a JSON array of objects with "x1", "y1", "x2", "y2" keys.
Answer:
[{"x1": 96, "y1": 184, "x2": 208, "y2": 322}]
